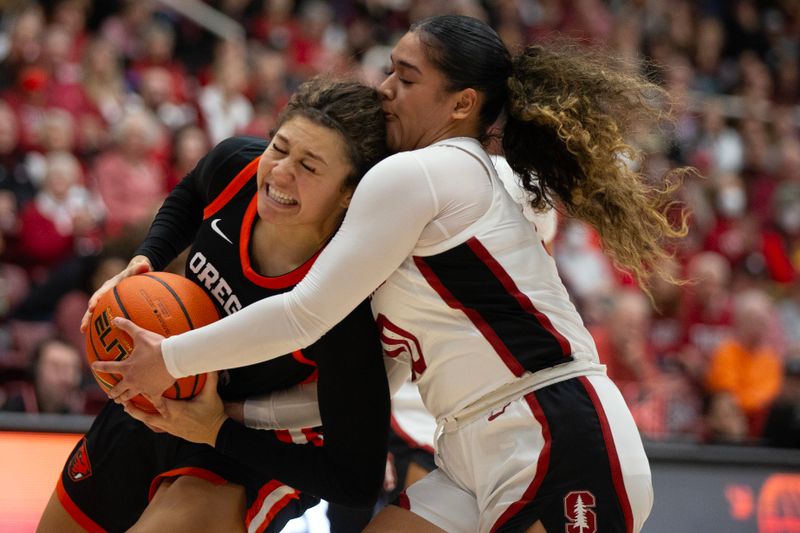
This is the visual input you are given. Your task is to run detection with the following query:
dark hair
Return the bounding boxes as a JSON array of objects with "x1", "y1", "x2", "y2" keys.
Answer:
[
  {"x1": 411, "y1": 15, "x2": 689, "y2": 291},
  {"x1": 411, "y1": 15, "x2": 511, "y2": 135},
  {"x1": 276, "y1": 77, "x2": 389, "y2": 189}
]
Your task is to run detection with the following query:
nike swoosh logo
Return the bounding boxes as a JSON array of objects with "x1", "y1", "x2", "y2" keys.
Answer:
[{"x1": 211, "y1": 218, "x2": 233, "y2": 244}]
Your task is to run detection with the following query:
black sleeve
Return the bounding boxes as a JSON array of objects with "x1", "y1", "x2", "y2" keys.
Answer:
[
  {"x1": 134, "y1": 137, "x2": 266, "y2": 270},
  {"x1": 215, "y1": 300, "x2": 391, "y2": 508}
]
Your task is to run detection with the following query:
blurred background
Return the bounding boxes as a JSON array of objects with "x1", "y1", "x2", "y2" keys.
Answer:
[{"x1": 0, "y1": 0, "x2": 798, "y2": 531}]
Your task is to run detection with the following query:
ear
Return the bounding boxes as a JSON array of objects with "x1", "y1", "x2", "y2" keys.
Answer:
[
  {"x1": 340, "y1": 188, "x2": 354, "y2": 209},
  {"x1": 451, "y1": 88, "x2": 479, "y2": 121}
]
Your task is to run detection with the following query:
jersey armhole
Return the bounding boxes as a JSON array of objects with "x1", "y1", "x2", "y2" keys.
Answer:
[{"x1": 203, "y1": 156, "x2": 261, "y2": 219}]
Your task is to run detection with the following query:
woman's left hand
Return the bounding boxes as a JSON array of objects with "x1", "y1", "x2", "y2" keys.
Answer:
[{"x1": 123, "y1": 372, "x2": 228, "y2": 447}]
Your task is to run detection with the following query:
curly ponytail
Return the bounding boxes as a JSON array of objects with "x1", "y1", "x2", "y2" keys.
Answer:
[{"x1": 502, "y1": 43, "x2": 689, "y2": 290}]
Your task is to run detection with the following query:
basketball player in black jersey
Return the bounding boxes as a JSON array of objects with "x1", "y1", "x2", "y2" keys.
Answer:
[{"x1": 37, "y1": 79, "x2": 391, "y2": 533}]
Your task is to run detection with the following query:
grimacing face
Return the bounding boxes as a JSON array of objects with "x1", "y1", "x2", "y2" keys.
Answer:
[
  {"x1": 379, "y1": 31, "x2": 464, "y2": 152},
  {"x1": 256, "y1": 116, "x2": 354, "y2": 237}
]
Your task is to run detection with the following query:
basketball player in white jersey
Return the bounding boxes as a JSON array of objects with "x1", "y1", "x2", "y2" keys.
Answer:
[{"x1": 97, "y1": 15, "x2": 689, "y2": 533}]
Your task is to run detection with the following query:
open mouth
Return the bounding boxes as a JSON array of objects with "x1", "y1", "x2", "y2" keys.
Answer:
[{"x1": 267, "y1": 185, "x2": 298, "y2": 206}]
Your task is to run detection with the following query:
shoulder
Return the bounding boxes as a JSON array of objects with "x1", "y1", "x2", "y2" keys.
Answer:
[
  {"x1": 194, "y1": 137, "x2": 265, "y2": 181},
  {"x1": 200, "y1": 136, "x2": 266, "y2": 175},
  {"x1": 195, "y1": 136, "x2": 266, "y2": 195},
  {"x1": 364, "y1": 144, "x2": 480, "y2": 181}
]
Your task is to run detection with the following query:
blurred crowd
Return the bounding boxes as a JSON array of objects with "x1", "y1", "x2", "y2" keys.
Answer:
[{"x1": 0, "y1": 0, "x2": 798, "y2": 449}]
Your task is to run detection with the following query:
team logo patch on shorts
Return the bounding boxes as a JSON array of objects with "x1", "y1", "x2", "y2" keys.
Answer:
[
  {"x1": 564, "y1": 490, "x2": 597, "y2": 533},
  {"x1": 67, "y1": 438, "x2": 93, "y2": 482}
]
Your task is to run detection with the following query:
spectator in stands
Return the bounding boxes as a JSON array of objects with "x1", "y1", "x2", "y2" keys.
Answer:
[
  {"x1": 762, "y1": 181, "x2": 800, "y2": 284},
  {"x1": 763, "y1": 350, "x2": 800, "y2": 448},
  {"x1": 591, "y1": 289, "x2": 702, "y2": 439},
  {"x1": 703, "y1": 172, "x2": 761, "y2": 272},
  {"x1": 24, "y1": 107, "x2": 79, "y2": 186},
  {"x1": 14, "y1": 151, "x2": 104, "y2": 281},
  {"x1": 79, "y1": 37, "x2": 129, "y2": 127},
  {"x1": 704, "y1": 391, "x2": 750, "y2": 445},
  {"x1": 706, "y1": 288, "x2": 784, "y2": 434},
  {"x1": 99, "y1": 0, "x2": 154, "y2": 62},
  {"x1": 50, "y1": 0, "x2": 91, "y2": 63},
  {"x1": 4, "y1": 64, "x2": 52, "y2": 153},
  {"x1": 0, "y1": 5, "x2": 44, "y2": 93},
  {"x1": 128, "y1": 20, "x2": 191, "y2": 104},
  {"x1": 0, "y1": 100, "x2": 35, "y2": 211},
  {"x1": 1, "y1": 336, "x2": 84, "y2": 414},
  {"x1": 679, "y1": 251, "x2": 734, "y2": 379},
  {"x1": 197, "y1": 51, "x2": 252, "y2": 145},
  {"x1": 553, "y1": 219, "x2": 616, "y2": 317},
  {"x1": 165, "y1": 125, "x2": 209, "y2": 191},
  {"x1": 649, "y1": 257, "x2": 685, "y2": 363},
  {"x1": 136, "y1": 66, "x2": 196, "y2": 133},
  {"x1": 91, "y1": 109, "x2": 166, "y2": 236},
  {"x1": 691, "y1": 99, "x2": 744, "y2": 176}
]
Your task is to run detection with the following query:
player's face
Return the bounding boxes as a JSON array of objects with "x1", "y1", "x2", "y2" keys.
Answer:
[
  {"x1": 379, "y1": 31, "x2": 464, "y2": 152},
  {"x1": 256, "y1": 116, "x2": 354, "y2": 236}
]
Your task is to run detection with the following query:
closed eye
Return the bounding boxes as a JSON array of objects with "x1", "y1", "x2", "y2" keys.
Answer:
[{"x1": 383, "y1": 67, "x2": 412, "y2": 85}]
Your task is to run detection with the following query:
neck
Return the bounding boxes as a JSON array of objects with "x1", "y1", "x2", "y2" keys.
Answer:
[
  {"x1": 250, "y1": 219, "x2": 336, "y2": 277},
  {"x1": 423, "y1": 121, "x2": 481, "y2": 149}
]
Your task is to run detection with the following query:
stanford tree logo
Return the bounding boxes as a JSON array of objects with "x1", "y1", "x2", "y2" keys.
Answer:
[{"x1": 564, "y1": 490, "x2": 597, "y2": 533}]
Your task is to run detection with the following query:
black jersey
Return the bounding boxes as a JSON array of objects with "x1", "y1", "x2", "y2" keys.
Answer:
[
  {"x1": 134, "y1": 136, "x2": 391, "y2": 506},
  {"x1": 138, "y1": 136, "x2": 317, "y2": 400},
  {"x1": 55, "y1": 137, "x2": 389, "y2": 532}
]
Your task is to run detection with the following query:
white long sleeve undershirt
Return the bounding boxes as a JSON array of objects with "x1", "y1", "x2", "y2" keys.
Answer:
[
  {"x1": 243, "y1": 356, "x2": 412, "y2": 430},
  {"x1": 162, "y1": 139, "x2": 495, "y2": 379}
]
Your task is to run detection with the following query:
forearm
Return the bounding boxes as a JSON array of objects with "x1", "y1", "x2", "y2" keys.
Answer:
[{"x1": 243, "y1": 382, "x2": 321, "y2": 430}]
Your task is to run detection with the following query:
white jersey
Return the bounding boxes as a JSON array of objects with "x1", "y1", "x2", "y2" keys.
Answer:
[
  {"x1": 162, "y1": 137, "x2": 603, "y2": 421},
  {"x1": 371, "y1": 139, "x2": 600, "y2": 418}
]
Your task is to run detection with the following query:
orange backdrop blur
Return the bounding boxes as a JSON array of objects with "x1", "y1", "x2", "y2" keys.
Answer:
[{"x1": 0, "y1": 432, "x2": 80, "y2": 533}]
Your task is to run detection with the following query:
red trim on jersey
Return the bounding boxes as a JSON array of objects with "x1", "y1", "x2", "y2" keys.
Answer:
[
  {"x1": 466, "y1": 238, "x2": 571, "y2": 357},
  {"x1": 301, "y1": 428, "x2": 324, "y2": 447},
  {"x1": 291, "y1": 349, "x2": 315, "y2": 367},
  {"x1": 291, "y1": 349, "x2": 318, "y2": 383},
  {"x1": 56, "y1": 476, "x2": 107, "y2": 533},
  {"x1": 239, "y1": 197, "x2": 324, "y2": 288},
  {"x1": 397, "y1": 491, "x2": 411, "y2": 510},
  {"x1": 274, "y1": 430, "x2": 293, "y2": 443},
  {"x1": 390, "y1": 415, "x2": 435, "y2": 455},
  {"x1": 414, "y1": 256, "x2": 526, "y2": 376},
  {"x1": 299, "y1": 369, "x2": 318, "y2": 384},
  {"x1": 203, "y1": 156, "x2": 261, "y2": 219},
  {"x1": 490, "y1": 392, "x2": 551, "y2": 533},
  {"x1": 246, "y1": 480, "x2": 300, "y2": 533},
  {"x1": 578, "y1": 376, "x2": 634, "y2": 533},
  {"x1": 147, "y1": 467, "x2": 228, "y2": 501}
]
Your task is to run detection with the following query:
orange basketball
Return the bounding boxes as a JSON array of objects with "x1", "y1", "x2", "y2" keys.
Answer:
[{"x1": 85, "y1": 272, "x2": 220, "y2": 413}]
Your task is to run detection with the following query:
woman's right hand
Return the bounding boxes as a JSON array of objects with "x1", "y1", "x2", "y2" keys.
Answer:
[{"x1": 80, "y1": 255, "x2": 153, "y2": 333}]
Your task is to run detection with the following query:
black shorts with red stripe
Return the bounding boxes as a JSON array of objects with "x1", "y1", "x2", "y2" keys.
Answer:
[
  {"x1": 58, "y1": 401, "x2": 318, "y2": 533},
  {"x1": 494, "y1": 377, "x2": 629, "y2": 533}
]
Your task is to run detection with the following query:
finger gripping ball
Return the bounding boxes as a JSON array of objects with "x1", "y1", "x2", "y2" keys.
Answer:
[{"x1": 85, "y1": 272, "x2": 220, "y2": 412}]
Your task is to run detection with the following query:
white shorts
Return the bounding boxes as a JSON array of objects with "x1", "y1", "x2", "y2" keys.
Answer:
[{"x1": 398, "y1": 374, "x2": 653, "y2": 533}]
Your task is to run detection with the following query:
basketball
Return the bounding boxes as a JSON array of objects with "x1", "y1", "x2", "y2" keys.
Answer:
[{"x1": 85, "y1": 272, "x2": 220, "y2": 412}]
